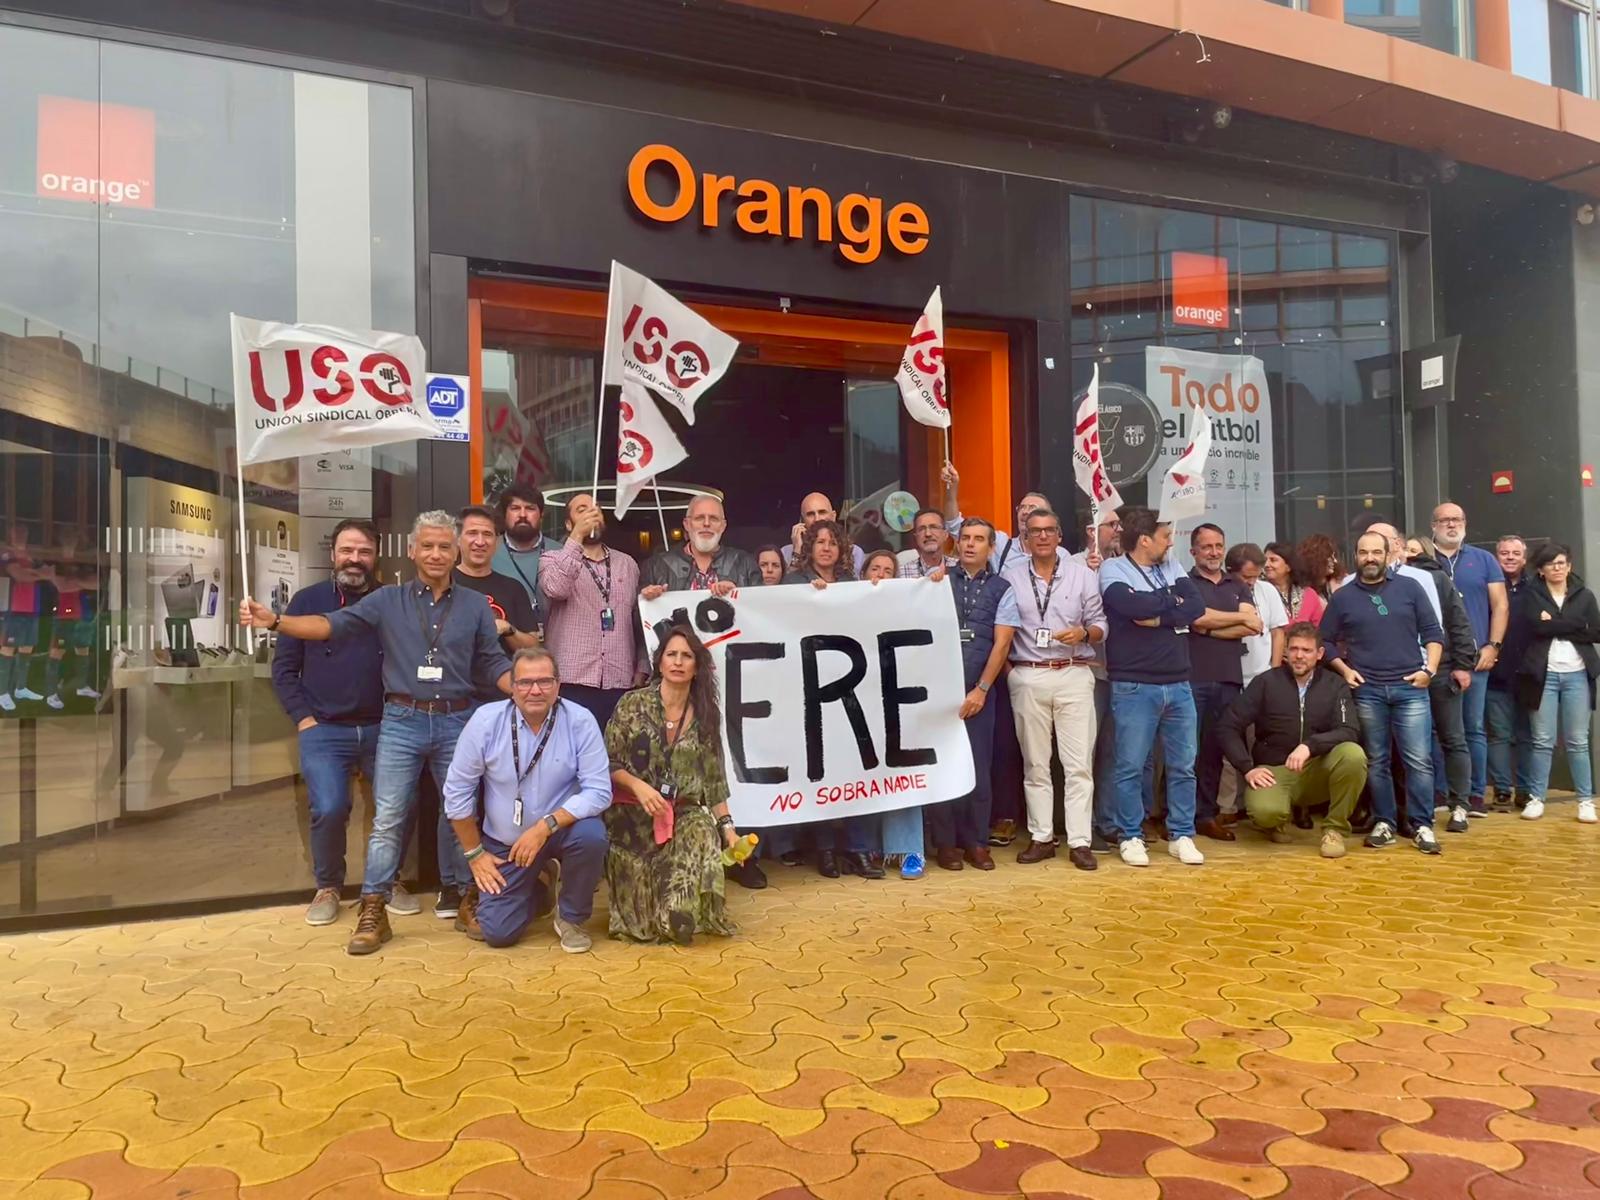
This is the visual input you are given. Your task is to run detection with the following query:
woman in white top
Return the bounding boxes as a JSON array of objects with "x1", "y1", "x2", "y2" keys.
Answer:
[{"x1": 1513, "y1": 542, "x2": 1600, "y2": 822}]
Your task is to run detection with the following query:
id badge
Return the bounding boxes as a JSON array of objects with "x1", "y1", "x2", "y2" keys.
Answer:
[
  {"x1": 512, "y1": 799, "x2": 523, "y2": 827},
  {"x1": 600, "y1": 607, "x2": 616, "y2": 632},
  {"x1": 1034, "y1": 628, "x2": 1051, "y2": 649},
  {"x1": 659, "y1": 782, "x2": 677, "y2": 801},
  {"x1": 959, "y1": 628, "x2": 975, "y2": 643},
  {"x1": 417, "y1": 664, "x2": 444, "y2": 682},
  {"x1": 1174, "y1": 626, "x2": 1190, "y2": 637}
]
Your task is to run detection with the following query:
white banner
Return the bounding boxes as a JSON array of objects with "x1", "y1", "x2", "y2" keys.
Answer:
[
  {"x1": 615, "y1": 380, "x2": 689, "y2": 518},
  {"x1": 602, "y1": 261, "x2": 739, "y2": 425},
  {"x1": 1072, "y1": 364, "x2": 1123, "y2": 521},
  {"x1": 895, "y1": 286, "x2": 950, "y2": 429},
  {"x1": 639, "y1": 579, "x2": 975, "y2": 828},
  {"x1": 1145, "y1": 346, "x2": 1276, "y2": 562},
  {"x1": 231, "y1": 314, "x2": 438, "y2": 465}
]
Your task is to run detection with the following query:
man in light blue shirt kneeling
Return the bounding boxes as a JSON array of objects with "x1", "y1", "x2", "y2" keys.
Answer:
[{"x1": 443, "y1": 646, "x2": 613, "y2": 952}]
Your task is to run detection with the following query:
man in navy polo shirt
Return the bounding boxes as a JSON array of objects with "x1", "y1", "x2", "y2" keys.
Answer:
[{"x1": 1431, "y1": 502, "x2": 1508, "y2": 817}]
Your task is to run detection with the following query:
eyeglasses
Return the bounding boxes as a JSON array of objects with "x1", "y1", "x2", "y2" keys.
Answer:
[
  {"x1": 1027, "y1": 528, "x2": 1061, "y2": 538},
  {"x1": 512, "y1": 677, "x2": 558, "y2": 692},
  {"x1": 1434, "y1": 517, "x2": 1465, "y2": 526},
  {"x1": 1368, "y1": 594, "x2": 1389, "y2": 617}
]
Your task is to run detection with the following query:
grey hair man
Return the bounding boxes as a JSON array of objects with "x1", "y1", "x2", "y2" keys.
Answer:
[
  {"x1": 640, "y1": 494, "x2": 762, "y2": 599},
  {"x1": 241, "y1": 508, "x2": 513, "y2": 956}
]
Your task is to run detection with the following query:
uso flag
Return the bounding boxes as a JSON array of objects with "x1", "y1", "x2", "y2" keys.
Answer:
[
  {"x1": 1158, "y1": 394, "x2": 1215, "y2": 525},
  {"x1": 230, "y1": 315, "x2": 439, "y2": 465},
  {"x1": 1072, "y1": 363, "x2": 1123, "y2": 521},
  {"x1": 894, "y1": 286, "x2": 950, "y2": 429},
  {"x1": 614, "y1": 380, "x2": 689, "y2": 518},
  {"x1": 602, "y1": 261, "x2": 739, "y2": 425}
]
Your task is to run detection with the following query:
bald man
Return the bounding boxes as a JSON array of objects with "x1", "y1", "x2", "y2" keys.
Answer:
[{"x1": 790, "y1": 493, "x2": 867, "y2": 575}]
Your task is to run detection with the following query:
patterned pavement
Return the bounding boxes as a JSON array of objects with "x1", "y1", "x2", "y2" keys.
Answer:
[{"x1": 3, "y1": 809, "x2": 1599, "y2": 1199}]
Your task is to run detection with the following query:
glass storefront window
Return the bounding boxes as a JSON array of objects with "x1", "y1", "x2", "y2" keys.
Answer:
[
  {"x1": 1065, "y1": 195, "x2": 1402, "y2": 562},
  {"x1": 1511, "y1": 0, "x2": 1593, "y2": 93},
  {"x1": 0, "y1": 24, "x2": 418, "y2": 921},
  {"x1": 1346, "y1": 0, "x2": 1465, "y2": 55}
]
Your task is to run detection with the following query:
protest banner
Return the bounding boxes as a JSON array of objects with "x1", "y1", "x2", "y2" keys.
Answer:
[
  {"x1": 639, "y1": 579, "x2": 975, "y2": 828},
  {"x1": 1072, "y1": 363, "x2": 1123, "y2": 522},
  {"x1": 895, "y1": 286, "x2": 950, "y2": 431},
  {"x1": 1145, "y1": 346, "x2": 1276, "y2": 565},
  {"x1": 601, "y1": 261, "x2": 739, "y2": 425}
]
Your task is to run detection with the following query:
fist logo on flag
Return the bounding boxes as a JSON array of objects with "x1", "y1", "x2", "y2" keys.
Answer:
[
  {"x1": 370, "y1": 360, "x2": 407, "y2": 397},
  {"x1": 894, "y1": 287, "x2": 951, "y2": 430},
  {"x1": 618, "y1": 395, "x2": 656, "y2": 474},
  {"x1": 667, "y1": 344, "x2": 706, "y2": 389}
]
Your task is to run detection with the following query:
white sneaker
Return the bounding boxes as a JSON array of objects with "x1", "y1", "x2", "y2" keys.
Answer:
[
  {"x1": 1522, "y1": 797, "x2": 1546, "y2": 820},
  {"x1": 14, "y1": 687, "x2": 42, "y2": 701},
  {"x1": 45, "y1": 694, "x2": 64, "y2": 711},
  {"x1": 1118, "y1": 839, "x2": 1149, "y2": 867},
  {"x1": 1578, "y1": 799, "x2": 1597, "y2": 824},
  {"x1": 76, "y1": 686, "x2": 101, "y2": 699},
  {"x1": 1169, "y1": 835, "x2": 1205, "y2": 865},
  {"x1": 0, "y1": 693, "x2": 15, "y2": 713}
]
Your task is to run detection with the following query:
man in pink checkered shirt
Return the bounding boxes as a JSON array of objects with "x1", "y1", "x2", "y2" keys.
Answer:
[{"x1": 540, "y1": 493, "x2": 645, "y2": 728}]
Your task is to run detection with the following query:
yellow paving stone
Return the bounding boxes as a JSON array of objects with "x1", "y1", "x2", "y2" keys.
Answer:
[
  {"x1": 383, "y1": 1137, "x2": 520, "y2": 1195},
  {"x1": 706, "y1": 1094, "x2": 827, "y2": 1138}
]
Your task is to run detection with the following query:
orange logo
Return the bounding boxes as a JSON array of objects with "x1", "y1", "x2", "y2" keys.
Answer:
[
  {"x1": 36, "y1": 95, "x2": 155, "y2": 208},
  {"x1": 627, "y1": 143, "x2": 930, "y2": 265},
  {"x1": 1171, "y1": 252, "x2": 1229, "y2": 329}
]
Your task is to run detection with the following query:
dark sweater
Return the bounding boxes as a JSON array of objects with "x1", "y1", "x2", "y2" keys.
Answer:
[
  {"x1": 270, "y1": 579, "x2": 385, "y2": 726},
  {"x1": 1318, "y1": 573, "x2": 1444, "y2": 684},
  {"x1": 1099, "y1": 556, "x2": 1206, "y2": 684}
]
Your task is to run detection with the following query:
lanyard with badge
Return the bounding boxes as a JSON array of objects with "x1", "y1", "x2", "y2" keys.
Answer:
[
  {"x1": 508, "y1": 698, "x2": 558, "y2": 827},
  {"x1": 501, "y1": 535, "x2": 545, "y2": 626},
  {"x1": 415, "y1": 589, "x2": 455, "y2": 682},
  {"x1": 582, "y1": 550, "x2": 616, "y2": 631},
  {"x1": 954, "y1": 568, "x2": 991, "y2": 643},
  {"x1": 1027, "y1": 563, "x2": 1058, "y2": 649},
  {"x1": 1129, "y1": 560, "x2": 1187, "y2": 634}
]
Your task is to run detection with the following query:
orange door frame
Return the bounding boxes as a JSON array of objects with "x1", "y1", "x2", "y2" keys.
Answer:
[{"x1": 467, "y1": 279, "x2": 1012, "y2": 526}]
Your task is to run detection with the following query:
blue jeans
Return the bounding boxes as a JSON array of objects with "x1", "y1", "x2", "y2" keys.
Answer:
[
  {"x1": 1353, "y1": 683, "x2": 1435, "y2": 830},
  {"x1": 1530, "y1": 670, "x2": 1594, "y2": 800},
  {"x1": 1110, "y1": 681, "x2": 1197, "y2": 841},
  {"x1": 361, "y1": 704, "x2": 471, "y2": 898},
  {"x1": 299, "y1": 721, "x2": 380, "y2": 890},
  {"x1": 1463, "y1": 670, "x2": 1489, "y2": 799},
  {"x1": 879, "y1": 806, "x2": 925, "y2": 858},
  {"x1": 1486, "y1": 685, "x2": 1533, "y2": 794},
  {"x1": 475, "y1": 823, "x2": 607, "y2": 947}
]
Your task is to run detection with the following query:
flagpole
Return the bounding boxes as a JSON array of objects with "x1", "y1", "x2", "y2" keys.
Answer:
[
  {"x1": 593, "y1": 261, "x2": 620, "y2": 498},
  {"x1": 652, "y1": 480, "x2": 671, "y2": 548},
  {"x1": 234, "y1": 458, "x2": 254, "y2": 655}
]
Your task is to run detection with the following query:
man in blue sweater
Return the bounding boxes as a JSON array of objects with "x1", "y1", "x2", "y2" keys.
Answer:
[
  {"x1": 271, "y1": 518, "x2": 416, "y2": 925},
  {"x1": 1099, "y1": 507, "x2": 1211, "y2": 868},
  {"x1": 1319, "y1": 529, "x2": 1446, "y2": 854}
]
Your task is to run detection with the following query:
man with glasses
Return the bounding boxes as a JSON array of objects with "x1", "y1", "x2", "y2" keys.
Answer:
[
  {"x1": 1431, "y1": 502, "x2": 1509, "y2": 818},
  {"x1": 999, "y1": 508, "x2": 1105, "y2": 868},
  {"x1": 442, "y1": 647, "x2": 611, "y2": 952},
  {"x1": 1320, "y1": 530, "x2": 1445, "y2": 855},
  {"x1": 939, "y1": 463, "x2": 1065, "y2": 574},
  {"x1": 900, "y1": 507, "x2": 956, "y2": 578},
  {"x1": 1072, "y1": 509, "x2": 1133, "y2": 852},
  {"x1": 640, "y1": 494, "x2": 760, "y2": 597}
]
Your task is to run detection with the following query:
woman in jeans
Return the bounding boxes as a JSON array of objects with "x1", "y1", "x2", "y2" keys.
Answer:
[{"x1": 1513, "y1": 542, "x2": 1600, "y2": 822}]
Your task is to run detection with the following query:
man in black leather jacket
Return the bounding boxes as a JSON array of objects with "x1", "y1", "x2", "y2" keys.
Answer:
[
  {"x1": 1218, "y1": 622, "x2": 1367, "y2": 858},
  {"x1": 639, "y1": 495, "x2": 763, "y2": 598}
]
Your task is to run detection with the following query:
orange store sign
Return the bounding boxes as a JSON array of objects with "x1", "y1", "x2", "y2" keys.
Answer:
[
  {"x1": 626, "y1": 143, "x2": 930, "y2": 265},
  {"x1": 36, "y1": 95, "x2": 155, "y2": 208},
  {"x1": 1171, "y1": 251, "x2": 1229, "y2": 329}
]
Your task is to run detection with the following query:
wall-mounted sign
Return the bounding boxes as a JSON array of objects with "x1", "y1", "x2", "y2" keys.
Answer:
[
  {"x1": 425, "y1": 373, "x2": 472, "y2": 442},
  {"x1": 626, "y1": 142, "x2": 930, "y2": 265},
  {"x1": 1170, "y1": 251, "x2": 1230, "y2": 329},
  {"x1": 36, "y1": 95, "x2": 155, "y2": 208},
  {"x1": 1491, "y1": 471, "x2": 1514, "y2": 494}
]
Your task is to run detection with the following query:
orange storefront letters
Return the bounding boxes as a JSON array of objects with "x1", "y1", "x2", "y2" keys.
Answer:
[{"x1": 627, "y1": 142, "x2": 930, "y2": 265}]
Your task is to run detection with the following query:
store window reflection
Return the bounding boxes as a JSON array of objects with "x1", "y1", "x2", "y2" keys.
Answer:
[
  {"x1": 0, "y1": 24, "x2": 417, "y2": 921},
  {"x1": 1066, "y1": 196, "x2": 1402, "y2": 560},
  {"x1": 1511, "y1": 0, "x2": 1593, "y2": 93},
  {"x1": 1346, "y1": 0, "x2": 1465, "y2": 55}
]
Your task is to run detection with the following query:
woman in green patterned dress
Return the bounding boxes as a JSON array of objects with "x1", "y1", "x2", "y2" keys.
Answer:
[{"x1": 604, "y1": 623, "x2": 744, "y2": 945}]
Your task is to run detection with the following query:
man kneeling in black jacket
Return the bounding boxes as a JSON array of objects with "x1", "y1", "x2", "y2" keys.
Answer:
[{"x1": 1218, "y1": 622, "x2": 1368, "y2": 858}]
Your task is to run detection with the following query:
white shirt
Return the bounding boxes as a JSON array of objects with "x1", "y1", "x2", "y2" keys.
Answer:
[
  {"x1": 1242, "y1": 578, "x2": 1290, "y2": 684},
  {"x1": 1548, "y1": 592, "x2": 1585, "y2": 673}
]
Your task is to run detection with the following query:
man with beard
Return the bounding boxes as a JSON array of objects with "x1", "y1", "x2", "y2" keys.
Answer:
[
  {"x1": 1320, "y1": 530, "x2": 1445, "y2": 855},
  {"x1": 490, "y1": 484, "x2": 549, "y2": 634},
  {"x1": 270, "y1": 518, "x2": 420, "y2": 926},
  {"x1": 541, "y1": 493, "x2": 645, "y2": 728},
  {"x1": 900, "y1": 508, "x2": 956, "y2": 578},
  {"x1": 640, "y1": 495, "x2": 761, "y2": 597}
]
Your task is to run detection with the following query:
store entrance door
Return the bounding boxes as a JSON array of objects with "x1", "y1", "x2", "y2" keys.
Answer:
[{"x1": 470, "y1": 280, "x2": 1012, "y2": 559}]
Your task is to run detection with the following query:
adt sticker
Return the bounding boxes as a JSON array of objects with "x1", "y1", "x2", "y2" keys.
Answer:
[{"x1": 425, "y1": 373, "x2": 471, "y2": 442}]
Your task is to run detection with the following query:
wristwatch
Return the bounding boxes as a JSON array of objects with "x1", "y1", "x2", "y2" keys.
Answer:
[
  {"x1": 1489, "y1": 640, "x2": 1502, "y2": 650},
  {"x1": 543, "y1": 813, "x2": 559, "y2": 835},
  {"x1": 977, "y1": 680, "x2": 991, "y2": 693}
]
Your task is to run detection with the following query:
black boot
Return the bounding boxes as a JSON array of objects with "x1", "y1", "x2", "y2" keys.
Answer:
[
  {"x1": 816, "y1": 850, "x2": 840, "y2": 878},
  {"x1": 841, "y1": 851, "x2": 885, "y2": 879}
]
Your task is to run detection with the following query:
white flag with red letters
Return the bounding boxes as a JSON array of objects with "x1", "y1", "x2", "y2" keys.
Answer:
[
  {"x1": 894, "y1": 286, "x2": 950, "y2": 429},
  {"x1": 614, "y1": 381, "x2": 689, "y2": 518},
  {"x1": 1072, "y1": 364, "x2": 1123, "y2": 521},
  {"x1": 602, "y1": 261, "x2": 739, "y2": 425},
  {"x1": 1158, "y1": 397, "x2": 1214, "y2": 525}
]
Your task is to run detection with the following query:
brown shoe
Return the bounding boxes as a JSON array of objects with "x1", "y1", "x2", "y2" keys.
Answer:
[
  {"x1": 1217, "y1": 811, "x2": 1242, "y2": 826},
  {"x1": 964, "y1": 846, "x2": 996, "y2": 871},
  {"x1": 1196, "y1": 818, "x2": 1237, "y2": 842},
  {"x1": 1016, "y1": 839, "x2": 1057, "y2": 864},
  {"x1": 1141, "y1": 817, "x2": 1169, "y2": 842},
  {"x1": 988, "y1": 819, "x2": 1018, "y2": 847},
  {"x1": 935, "y1": 846, "x2": 965, "y2": 871},
  {"x1": 455, "y1": 886, "x2": 483, "y2": 941},
  {"x1": 346, "y1": 894, "x2": 392, "y2": 956},
  {"x1": 1068, "y1": 846, "x2": 1098, "y2": 871}
]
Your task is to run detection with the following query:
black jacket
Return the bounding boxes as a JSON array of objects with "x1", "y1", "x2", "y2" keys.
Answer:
[
  {"x1": 640, "y1": 543, "x2": 762, "y2": 592},
  {"x1": 1218, "y1": 664, "x2": 1362, "y2": 772},
  {"x1": 1407, "y1": 553, "x2": 1479, "y2": 676},
  {"x1": 1489, "y1": 574, "x2": 1530, "y2": 691},
  {"x1": 1513, "y1": 578, "x2": 1600, "y2": 711}
]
